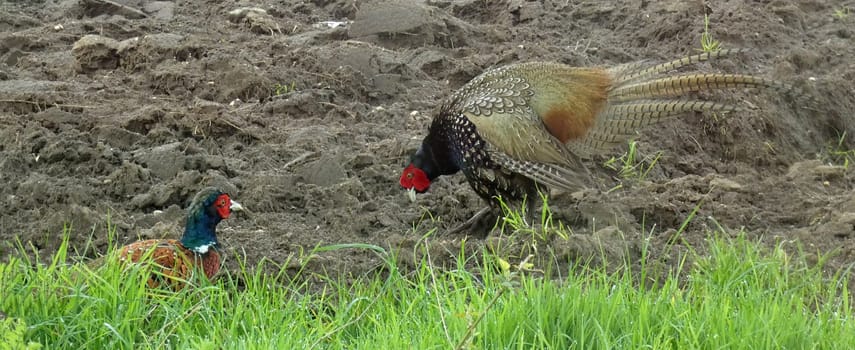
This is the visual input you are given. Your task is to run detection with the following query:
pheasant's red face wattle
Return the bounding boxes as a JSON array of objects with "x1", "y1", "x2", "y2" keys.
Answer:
[
  {"x1": 400, "y1": 164, "x2": 431, "y2": 193},
  {"x1": 214, "y1": 194, "x2": 232, "y2": 219}
]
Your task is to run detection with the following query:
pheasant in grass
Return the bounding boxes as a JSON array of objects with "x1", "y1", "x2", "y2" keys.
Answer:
[
  {"x1": 400, "y1": 49, "x2": 802, "y2": 233},
  {"x1": 117, "y1": 187, "x2": 243, "y2": 289}
]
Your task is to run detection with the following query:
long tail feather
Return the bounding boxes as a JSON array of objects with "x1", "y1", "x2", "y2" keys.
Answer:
[
  {"x1": 609, "y1": 74, "x2": 794, "y2": 102},
  {"x1": 609, "y1": 48, "x2": 749, "y2": 84},
  {"x1": 598, "y1": 100, "x2": 736, "y2": 133}
]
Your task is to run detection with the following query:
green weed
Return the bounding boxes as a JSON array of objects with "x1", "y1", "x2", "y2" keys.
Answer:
[
  {"x1": 699, "y1": 14, "x2": 722, "y2": 53},
  {"x1": 272, "y1": 81, "x2": 297, "y2": 96},
  {"x1": 0, "y1": 317, "x2": 43, "y2": 350},
  {"x1": 833, "y1": 7, "x2": 850, "y2": 19},
  {"x1": 822, "y1": 131, "x2": 855, "y2": 169},
  {"x1": 603, "y1": 140, "x2": 663, "y2": 186}
]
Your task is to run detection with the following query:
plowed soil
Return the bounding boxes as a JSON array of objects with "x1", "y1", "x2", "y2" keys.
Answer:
[{"x1": 2, "y1": 0, "x2": 854, "y2": 285}]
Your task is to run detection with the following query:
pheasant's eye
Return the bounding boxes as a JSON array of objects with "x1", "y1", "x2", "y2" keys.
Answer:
[
  {"x1": 406, "y1": 173, "x2": 414, "y2": 179},
  {"x1": 219, "y1": 199, "x2": 227, "y2": 207}
]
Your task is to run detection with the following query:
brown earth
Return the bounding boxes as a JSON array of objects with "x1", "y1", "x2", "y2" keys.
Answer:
[{"x1": 1, "y1": 0, "x2": 854, "y2": 286}]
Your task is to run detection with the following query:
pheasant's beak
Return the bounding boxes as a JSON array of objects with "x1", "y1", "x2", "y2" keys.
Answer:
[
  {"x1": 406, "y1": 188, "x2": 417, "y2": 203},
  {"x1": 230, "y1": 200, "x2": 245, "y2": 212}
]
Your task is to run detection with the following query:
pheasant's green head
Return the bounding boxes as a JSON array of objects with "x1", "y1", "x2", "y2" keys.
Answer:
[{"x1": 181, "y1": 187, "x2": 244, "y2": 254}]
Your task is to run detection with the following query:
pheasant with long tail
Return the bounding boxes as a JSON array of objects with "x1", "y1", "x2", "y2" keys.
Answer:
[{"x1": 400, "y1": 49, "x2": 802, "y2": 233}]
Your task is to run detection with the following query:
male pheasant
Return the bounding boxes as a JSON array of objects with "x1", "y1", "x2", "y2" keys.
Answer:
[
  {"x1": 400, "y1": 49, "x2": 802, "y2": 233},
  {"x1": 117, "y1": 187, "x2": 243, "y2": 289}
]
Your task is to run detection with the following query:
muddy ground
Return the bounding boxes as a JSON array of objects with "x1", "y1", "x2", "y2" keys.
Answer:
[{"x1": 1, "y1": 0, "x2": 854, "y2": 287}]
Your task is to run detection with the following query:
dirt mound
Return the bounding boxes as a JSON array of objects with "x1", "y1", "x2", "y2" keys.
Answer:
[{"x1": 1, "y1": 0, "x2": 854, "y2": 285}]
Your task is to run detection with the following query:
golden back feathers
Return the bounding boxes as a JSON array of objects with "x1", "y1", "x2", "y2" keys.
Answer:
[
  {"x1": 118, "y1": 239, "x2": 221, "y2": 289},
  {"x1": 447, "y1": 49, "x2": 802, "y2": 191}
]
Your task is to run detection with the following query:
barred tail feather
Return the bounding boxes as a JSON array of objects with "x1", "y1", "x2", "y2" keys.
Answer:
[
  {"x1": 609, "y1": 74, "x2": 794, "y2": 102},
  {"x1": 608, "y1": 49, "x2": 750, "y2": 84},
  {"x1": 598, "y1": 100, "x2": 736, "y2": 133}
]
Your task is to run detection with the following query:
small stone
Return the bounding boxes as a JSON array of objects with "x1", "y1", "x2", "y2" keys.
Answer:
[
  {"x1": 72, "y1": 34, "x2": 120, "y2": 73},
  {"x1": 227, "y1": 7, "x2": 267, "y2": 23},
  {"x1": 709, "y1": 177, "x2": 743, "y2": 191},
  {"x1": 227, "y1": 7, "x2": 281, "y2": 35},
  {"x1": 812, "y1": 165, "x2": 846, "y2": 178},
  {"x1": 838, "y1": 212, "x2": 855, "y2": 225},
  {"x1": 143, "y1": 1, "x2": 175, "y2": 20},
  {"x1": 786, "y1": 160, "x2": 846, "y2": 180},
  {"x1": 593, "y1": 226, "x2": 622, "y2": 240}
]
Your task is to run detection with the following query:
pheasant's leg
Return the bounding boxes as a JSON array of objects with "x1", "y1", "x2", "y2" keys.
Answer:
[
  {"x1": 446, "y1": 206, "x2": 496, "y2": 235},
  {"x1": 521, "y1": 179, "x2": 540, "y2": 228},
  {"x1": 524, "y1": 195, "x2": 536, "y2": 227}
]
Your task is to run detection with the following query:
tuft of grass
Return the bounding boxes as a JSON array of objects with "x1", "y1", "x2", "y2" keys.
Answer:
[
  {"x1": 272, "y1": 81, "x2": 297, "y2": 96},
  {"x1": 496, "y1": 192, "x2": 569, "y2": 241},
  {"x1": 699, "y1": 14, "x2": 722, "y2": 53},
  {"x1": 603, "y1": 140, "x2": 663, "y2": 190},
  {"x1": 1, "y1": 317, "x2": 43, "y2": 350},
  {"x1": 2, "y1": 208, "x2": 855, "y2": 349},
  {"x1": 833, "y1": 6, "x2": 850, "y2": 19},
  {"x1": 821, "y1": 131, "x2": 855, "y2": 169}
]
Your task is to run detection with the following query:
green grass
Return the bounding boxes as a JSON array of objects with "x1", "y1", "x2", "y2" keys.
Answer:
[
  {"x1": 833, "y1": 6, "x2": 850, "y2": 20},
  {"x1": 822, "y1": 131, "x2": 855, "y2": 169},
  {"x1": 272, "y1": 81, "x2": 297, "y2": 96},
  {"x1": 699, "y1": 14, "x2": 722, "y2": 53},
  {"x1": 1, "y1": 317, "x2": 42, "y2": 350},
  {"x1": 2, "y1": 213, "x2": 854, "y2": 349},
  {"x1": 603, "y1": 140, "x2": 663, "y2": 192}
]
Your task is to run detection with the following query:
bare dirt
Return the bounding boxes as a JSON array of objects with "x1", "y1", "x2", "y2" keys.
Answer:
[{"x1": 2, "y1": 0, "x2": 854, "y2": 286}]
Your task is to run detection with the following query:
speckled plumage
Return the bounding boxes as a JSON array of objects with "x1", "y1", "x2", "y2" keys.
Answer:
[
  {"x1": 425, "y1": 101, "x2": 539, "y2": 204},
  {"x1": 401, "y1": 49, "x2": 804, "y2": 229},
  {"x1": 116, "y1": 187, "x2": 242, "y2": 289}
]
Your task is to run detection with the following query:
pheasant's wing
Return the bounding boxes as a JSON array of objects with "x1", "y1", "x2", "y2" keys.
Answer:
[
  {"x1": 456, "y1": 66, "x2": 575, "y2": 163},
  {"x1": 455, "y1": 63, "x2": 612, "y2": 191},
  {"x1": 119, "y1": 239, "x2": 193, "y2": 288}
]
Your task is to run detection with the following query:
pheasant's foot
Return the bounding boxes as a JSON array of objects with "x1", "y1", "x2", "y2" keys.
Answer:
[{"x1": 446, "y1": 206, "x2": 497, "y2": 235}]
